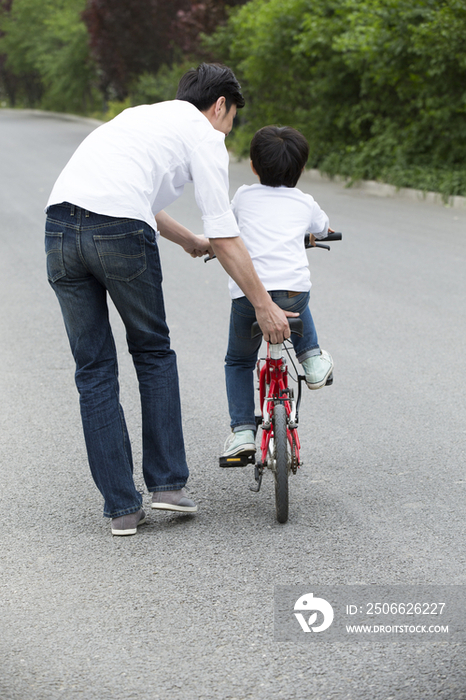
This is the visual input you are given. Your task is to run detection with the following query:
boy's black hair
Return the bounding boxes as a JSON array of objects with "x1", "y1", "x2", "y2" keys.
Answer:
[
  {"x1": 176, "y1": 63, "x2": 245, "y2": 112},
  {"x1": 250, "y1": 125, "x2": 309, "y2": 187}
]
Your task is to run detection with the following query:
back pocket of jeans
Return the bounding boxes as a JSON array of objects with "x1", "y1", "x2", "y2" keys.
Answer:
[
  {"x1": 45, "y1": 231, "x2": 66, "y2": 282},
  {"x1": 94, "y1": 230, "x2": 146, "y2": 282}
]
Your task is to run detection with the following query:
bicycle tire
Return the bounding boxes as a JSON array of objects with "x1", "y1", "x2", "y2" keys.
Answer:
[{"x1": 273, "y1": 402, "x2": 289, "y2": 523}]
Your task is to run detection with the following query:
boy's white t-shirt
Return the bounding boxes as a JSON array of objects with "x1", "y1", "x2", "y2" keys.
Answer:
[{"x1": 228, "y1": 183, "x2": 329, "y2": 300}]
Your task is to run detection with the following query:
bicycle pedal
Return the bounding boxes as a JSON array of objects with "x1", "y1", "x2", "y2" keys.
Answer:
[{"x1": 219, "y1": 452, "x2": 256, "y2": 468}]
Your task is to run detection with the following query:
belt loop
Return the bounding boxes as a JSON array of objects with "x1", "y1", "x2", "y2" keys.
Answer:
[
  {"x1": 85, "y1": 210, "x2": 90, "y2": 218},
  {"x1": 70, "y1": 204, "x2": 75, "y2": 216}
]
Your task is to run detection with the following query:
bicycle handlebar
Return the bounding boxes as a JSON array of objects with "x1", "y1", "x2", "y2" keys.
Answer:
[
  {"x1": 305, "y1": 231, "x2": 342, "y2": 250},
  {"x1": 204, "y1": 231, "x2": 342, "y2": 262}
]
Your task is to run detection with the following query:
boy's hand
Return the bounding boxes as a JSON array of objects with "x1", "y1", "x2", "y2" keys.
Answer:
[{"x1": 310, "y1": 227, "x2": 334, "y2": 246}]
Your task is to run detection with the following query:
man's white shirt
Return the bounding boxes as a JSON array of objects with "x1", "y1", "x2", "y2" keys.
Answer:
[{"x1": 47, "y1": 100, "x2": 240, "y2": 239}]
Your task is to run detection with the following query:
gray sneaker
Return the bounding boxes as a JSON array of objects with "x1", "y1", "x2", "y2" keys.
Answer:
[
  {"x1": 222, "y1": 430, "x2": 256, "y2": 459},
  {"x1": 302, "y1": 350, "x2": 334, "y2": 389},
  {"x1": 151, "y1": 489, "x2": 198, "y2": 513},
  {"x1": 111, "y1": 509, "x2": 146, "y2": 536}
]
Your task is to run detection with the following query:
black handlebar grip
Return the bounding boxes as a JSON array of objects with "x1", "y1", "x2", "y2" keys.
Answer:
[{"x1": 322, "y1": 232, "x2": 342, "y2": 241}]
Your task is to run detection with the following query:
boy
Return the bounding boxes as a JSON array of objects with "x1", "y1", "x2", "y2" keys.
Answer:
[{"x1": 222, "y1": 125, "x2": 334, "y2": 459}]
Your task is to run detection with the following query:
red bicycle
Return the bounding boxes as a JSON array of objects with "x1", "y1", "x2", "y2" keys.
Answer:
[{"x1": 218, "y1": 232, "x2": 341, "y2": 523}]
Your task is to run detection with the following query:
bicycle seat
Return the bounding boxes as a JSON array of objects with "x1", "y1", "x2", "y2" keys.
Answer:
[{"x1": 251, "y1": 318, "x2": 304, "y2": 339}]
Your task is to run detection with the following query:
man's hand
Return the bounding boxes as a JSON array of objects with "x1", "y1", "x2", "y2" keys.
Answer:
[
  {"x1": 255, "y1": 302, "x2": 298, "y2": 344},
  {"x1": 183, "y1": 235, "x2": 213, "y2": 258},
  {"x1": 156, "y1": 210, "x2": 213, "y2": 258}
]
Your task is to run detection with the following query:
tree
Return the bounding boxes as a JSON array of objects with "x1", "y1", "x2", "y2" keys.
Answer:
[
  {"x1": 0, "y1": 0, "x2": 99, "y2": 112},
  {"x1": 0, "y1": 0, "x2": 44, "y2": 105},
  {"x1": 172, "y1": 0, "x2": 249, "y2": 56},
  {"x1": 82, "y1": 0, "x2": 190, "y2": 100},
  {"x1": 0, "y1": 0, "x2": 18, "y2": 104}
]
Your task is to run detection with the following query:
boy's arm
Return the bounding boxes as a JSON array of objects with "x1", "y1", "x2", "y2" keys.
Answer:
[
  {"x1": 156, "y1": 210, "x2": 213, "y2": 258},
  {"x1": 209, "y1": 236, "x2": 298, "y2": 343},
  {"x1": 306, "y1": 197, "x2": 330, "y2": 240}
]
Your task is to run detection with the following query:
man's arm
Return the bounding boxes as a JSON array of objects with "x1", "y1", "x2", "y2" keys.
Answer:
[
  {"x1": 188, "y1": 131, "x2": 296, "y2": 341},
  {"x1": 209, "y1": 236, "x2": 298, "y2": 343},
  {"x1": 156, "y1": 210, "x2": 213, "y2": 258}
]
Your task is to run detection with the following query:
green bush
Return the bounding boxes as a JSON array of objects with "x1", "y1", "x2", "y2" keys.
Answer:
[{"x1": 206, "y1": 0, "x2": 466, "y2": 196}]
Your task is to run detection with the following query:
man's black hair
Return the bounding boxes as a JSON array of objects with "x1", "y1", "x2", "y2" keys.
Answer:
[
  {"x1": 250, "y1": 126, "x2": 309, "y2": 188},
  {"x1": 176, "y1": 62, "x2": 245, "y2": 112}
]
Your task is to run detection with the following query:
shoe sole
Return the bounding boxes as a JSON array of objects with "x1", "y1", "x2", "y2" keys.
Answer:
[
  {"x1": 111, "y1": 515, "x2": 147, "y2": 536},
  {"x1": 306, "y1": 368, "x2": 334, "y2": 390},
  {"x1": 151, "y1": 503, "x2": 198, "y2": 513},
  {"x1": 222, "y1": 445, "x2": 257, "y2": 459}
]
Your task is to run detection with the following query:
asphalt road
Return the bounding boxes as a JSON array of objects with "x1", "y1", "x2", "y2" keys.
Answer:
[{"x1": 1, "y1": 109, "x2": 466, "y2": 700}]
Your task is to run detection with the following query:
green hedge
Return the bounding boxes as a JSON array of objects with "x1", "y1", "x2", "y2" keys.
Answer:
[{"x1": 205, "y1": 0, "x2": 466, "y2": 198}]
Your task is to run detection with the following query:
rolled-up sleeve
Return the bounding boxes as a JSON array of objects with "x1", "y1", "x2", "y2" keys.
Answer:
[{"x1": 190, "y1": 133, "x2": 240, "y2": 239}]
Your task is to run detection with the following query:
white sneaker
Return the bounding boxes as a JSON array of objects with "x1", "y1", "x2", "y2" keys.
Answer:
[
  {"x1": 222, "y1": 430, "x2": 256, "y2": 458},
  {"x1": 302, "y1": 350, "x2": 334, "y2": 389}
]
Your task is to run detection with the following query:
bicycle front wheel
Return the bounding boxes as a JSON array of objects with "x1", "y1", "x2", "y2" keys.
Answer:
[{"x1": 273, "y1": 402, "x2": 289, "y2": 523}]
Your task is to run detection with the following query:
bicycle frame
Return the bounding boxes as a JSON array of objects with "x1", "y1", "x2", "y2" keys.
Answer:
[{"x1": 257, "y1": 340, "x2": 302, "y2": 472}]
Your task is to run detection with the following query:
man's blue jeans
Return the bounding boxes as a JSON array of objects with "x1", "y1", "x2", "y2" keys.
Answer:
[
  {"x1": 225, "y1": 291, "x2": 320, "y2": 432},
  {"x1": 45, "y1": 203, "x2": 189, "y2": 518}
]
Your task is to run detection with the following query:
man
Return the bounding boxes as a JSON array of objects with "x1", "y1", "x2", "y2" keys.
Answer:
[{"x1": 45, "y1": 63, "x2": 294, "y2": 535}]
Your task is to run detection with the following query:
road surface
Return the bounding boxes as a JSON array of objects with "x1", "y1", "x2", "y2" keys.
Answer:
[{"x1": 1, "y1": 109, "x2": 466, "y2": 699}]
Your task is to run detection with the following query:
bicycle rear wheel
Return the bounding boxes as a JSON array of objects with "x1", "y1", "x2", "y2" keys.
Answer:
[{"x1": 273, "y1": 402, "x2": 289, "y2": 523}]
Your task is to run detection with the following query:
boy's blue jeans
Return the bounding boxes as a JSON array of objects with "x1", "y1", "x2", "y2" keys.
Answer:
[
  {"x1": 225, "y1": 291, "x2": 320, "y2": 432},
  {"x1": 45, "y1": 203, "x2": 189, "y2": 518}
]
